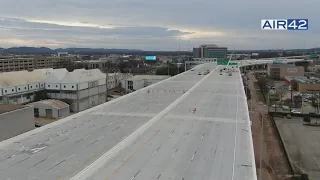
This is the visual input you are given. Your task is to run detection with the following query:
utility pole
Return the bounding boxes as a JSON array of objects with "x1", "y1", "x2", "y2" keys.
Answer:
[
  {"x1": 267, "y1": 90, "x2": 270, "y2": 113},
  {"x1": 290, "y1": 81, "x2": 293, "y2": 113},
  {"x1": 259, "y1": 112, "x2": 264, "y2": 180},
  {"x1": 178, "y1": 38, "x2": 181, "y2": 74},
  {"x1": 167, "y1": 60, "x2": 170, "y2": 76},
  {"x1": 301, "y1": 94, "x2": 304, "y2": 114},
  {"x1": 106, "y1": 70, "x2": 108, "y2": 102}
]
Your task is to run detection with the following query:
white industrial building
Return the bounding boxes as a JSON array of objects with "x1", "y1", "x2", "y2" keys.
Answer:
[
  {"x1": 30, "y1": 99, "x2": 70, "y2": 119},
  {"x1": 107, "y1": 73, "x2": 124, "y2": 89},
  {"x1": 0, "y1": 68, "x2": 130, "y2": 113},
  {"x1": 45, "y1": 69, "x2": 107, "y2": 112},
  {"x1": 123, "y1": 75, "x2": 170, "y2": 92},
  {"x1": 0, "y1": 70, "x2": 46, "y2": 104},
  {"x1": 0, "y1": 104, "x2": 34, "y2": 141}
]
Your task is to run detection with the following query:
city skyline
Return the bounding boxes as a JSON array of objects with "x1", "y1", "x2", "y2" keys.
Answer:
[{"x1": 0, "y1": 0, "x2": 319, "y2": 51}]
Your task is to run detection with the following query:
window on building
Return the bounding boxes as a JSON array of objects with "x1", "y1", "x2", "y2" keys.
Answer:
[
  {"x1": 12, "y1": 89, "x2": 14, "y2": 92},
  {"x1": 64, "y1": 85, "x2": 66, "y2": 88},
  {"x1": 72, "y1": 86, "x2": 74, "y2": 88},
  {"x1": 48, "y1": 85, "x2": 50, "y2": 87},
  {"x1": 34, "y1": 108, "x2": 39, "y2": 117},
  {"x1": 25, "y1": 87, "x2": 27, "y2": 89},
  {"x1": 36, "y1": 85, "x2": 38, "y2": 87},
  {"x1": 5, "y1": 90, "x2": 7, "y2": 93},
  {"x1": 30, "y1": 86, "x2": 32, "y2": 88},
  {"x1": 128, "y1": 81, "x2": 133, "y2": 90},
  {"x1": 56, "y1": 85, "x2": 58, "y2": 88}
]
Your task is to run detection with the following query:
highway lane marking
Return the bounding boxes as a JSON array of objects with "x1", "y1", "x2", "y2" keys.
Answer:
[
  {"x1": 70, "y1": 65, "x2": 220, "y2": 180},
  {"x1": 157, "y1": 174, "x2": 161, "y2": 179},
  {"x1": 163, "y1": 115, "x2": 246, "y2": 124},
  {"x1": 0, "y1": 127, "x2": 64, "y2": 156},
  {"x1": 167, "y1": 130, "x2": 174, "y2": 138},
  {"x1": 151, "y1": 146, "x2": 161, "y2": 157},
  {"x1": 30, "y1": 152, "x2": 57, "y2": 169},
  {"x1": 49, "y1": 152, "x2": 58, "y2": 158},
  {"x1": 56, "y1": 152, "x2": 97, "y2": 180},
  {"x1": 46, "y1": 154, "x2": 76, "y2": 172},
  {"x1": 102, "y1": 123, "x2": 113, "y2": 129},
  {"x1": 191, "y1": 154, "x2": 195, "y2": 161},
  {"x1": 231, "y1": 74, "x2": 240, "y2": 180},
  {"x1": 1, "y1": 121, "x2": 92, "y2": 157},
  {"x1": 11, "y1": 156, "x2": 30, "y2": 166},
  {"x1": 184, "y1": 132, "x2": 189, "y2": 139},
  {"x1": 130, "y1": 170, "x2": 141, "y2": 180},
  {"x1": 171, "y1": 149, "x2": 178, "y2": 159},
  {"x1": 105, "y1": 130, "x2": 158, "y2": 180}
]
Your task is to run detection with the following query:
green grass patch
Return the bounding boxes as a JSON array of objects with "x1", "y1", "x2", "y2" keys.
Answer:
[
  {"x1": 253, "y1": 82, "x2": 260, "y2": 89},
  {"x1": 257, "y1": 90, "x2": 267, "y2": 103}
]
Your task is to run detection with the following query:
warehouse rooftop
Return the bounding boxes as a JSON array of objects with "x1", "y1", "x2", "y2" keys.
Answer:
[{"x1": 0, "y1": 104, "x2": 25, "y2": 114}]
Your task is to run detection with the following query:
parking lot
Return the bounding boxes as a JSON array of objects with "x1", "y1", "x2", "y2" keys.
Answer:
[
  {"x1": 275, "y1": 117, "x2": 320, "y2": 179},
  {"x1": 268, "y1": 81, "x2": 317, "y2": 114}
]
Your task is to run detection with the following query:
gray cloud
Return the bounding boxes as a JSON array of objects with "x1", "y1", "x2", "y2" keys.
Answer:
[{"x1": 0, "y1": 0, "x2": 319, "y2": 50}]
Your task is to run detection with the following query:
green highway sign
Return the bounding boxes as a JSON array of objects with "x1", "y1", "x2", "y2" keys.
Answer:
[
  {"x1": 217, "y1": 60, "x2": 238, "y2": 65},
  {"x1": 310, "y1": 53, "x2": 319, "y2": 58}
]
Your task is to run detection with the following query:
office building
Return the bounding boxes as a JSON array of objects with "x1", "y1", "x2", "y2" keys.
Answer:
[
  {"x1": 267, "y1": 64, "x2": 304, "y2": 80},
  {"x1": 193, "y1": 48, "x2": 201, "y2": 58},
  {"x1": 0, "y1": 56, "x2": 75, "y2": 72},
  {"x1": 193, "y1": 44, "x2": 227, "y2": 59},
  {"x1": 287, "y1": 76, "x2": 320, "y2": 93}
]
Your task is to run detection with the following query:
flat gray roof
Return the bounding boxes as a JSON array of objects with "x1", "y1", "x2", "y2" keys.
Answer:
[{"x1": 0, "y1": 63, "x2": 256, "y2": 180}]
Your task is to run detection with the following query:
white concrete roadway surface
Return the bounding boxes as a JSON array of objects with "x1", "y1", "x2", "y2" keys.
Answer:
[{"x1": 0, "y1": 63, "x2": 256, "y2": 180}]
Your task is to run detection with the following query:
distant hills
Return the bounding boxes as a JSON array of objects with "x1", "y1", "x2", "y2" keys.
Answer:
[
  {"x1": 0, "y1": 46, "x2": 318, "y2": 56},
  {"x1": 0, "y1": 47, "x2": 143, "y2": 55}
]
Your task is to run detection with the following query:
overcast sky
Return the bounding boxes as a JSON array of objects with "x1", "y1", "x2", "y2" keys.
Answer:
[{"x1": 0, "y1": 0, "x2": 319, "y2": 50}]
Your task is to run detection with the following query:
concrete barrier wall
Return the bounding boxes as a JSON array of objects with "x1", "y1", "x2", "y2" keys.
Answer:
[{"x1": 0, "y1": 106, "x2": 34, "y2": 141}]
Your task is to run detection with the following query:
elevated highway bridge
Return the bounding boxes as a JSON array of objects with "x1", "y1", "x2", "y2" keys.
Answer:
[{"x1": 0, "y1": 58, "x2": 310, "y2": 180}]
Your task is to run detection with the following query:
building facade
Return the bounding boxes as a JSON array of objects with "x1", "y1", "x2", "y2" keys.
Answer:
[
  {"x1": 30, "y1": 99, "x2": 70, "y2": 119},
  {"x1": 123, "y1": 75, "x2": 170, "y2": 92},
  {"x1": 290, "y1": 76, "x2": 320, "y2": 93},
  {"x1": 0, "y1": 56, "x2": 75, "y2": 72},
  {"x1": 0, "y1": 68, "x2": 128, "y2": 112},
  {"x1": 193, "y1": 44, "x2": 227, "y2": 59},
  {"x1": 0, "y1": 105, "x2": 34, "y2": 141},
  {"x1": 107, "y1": 73, "x2": 125, "y2": 89},
  {"x1": 0, "y1": 70, "x2": 46, "y2": 104},
  {"x1": 267, "y1": 64, "x2": 304, "y2": 80},
  {"x1": 45, "y1": 69, "x2": 107, "y2": 112},
  {"x1": 193, "y1": 48, "x2": 201, "y2": 58}
]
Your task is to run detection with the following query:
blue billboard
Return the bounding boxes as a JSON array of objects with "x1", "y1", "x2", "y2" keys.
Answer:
[{"x1": 145, "y1": 56, "x2": 156, "y2": 60}]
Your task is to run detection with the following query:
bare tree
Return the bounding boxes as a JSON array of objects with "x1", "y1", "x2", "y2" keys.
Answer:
[{"x1": 278, "y1": 85, "x2": 287, "y2": 105}]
